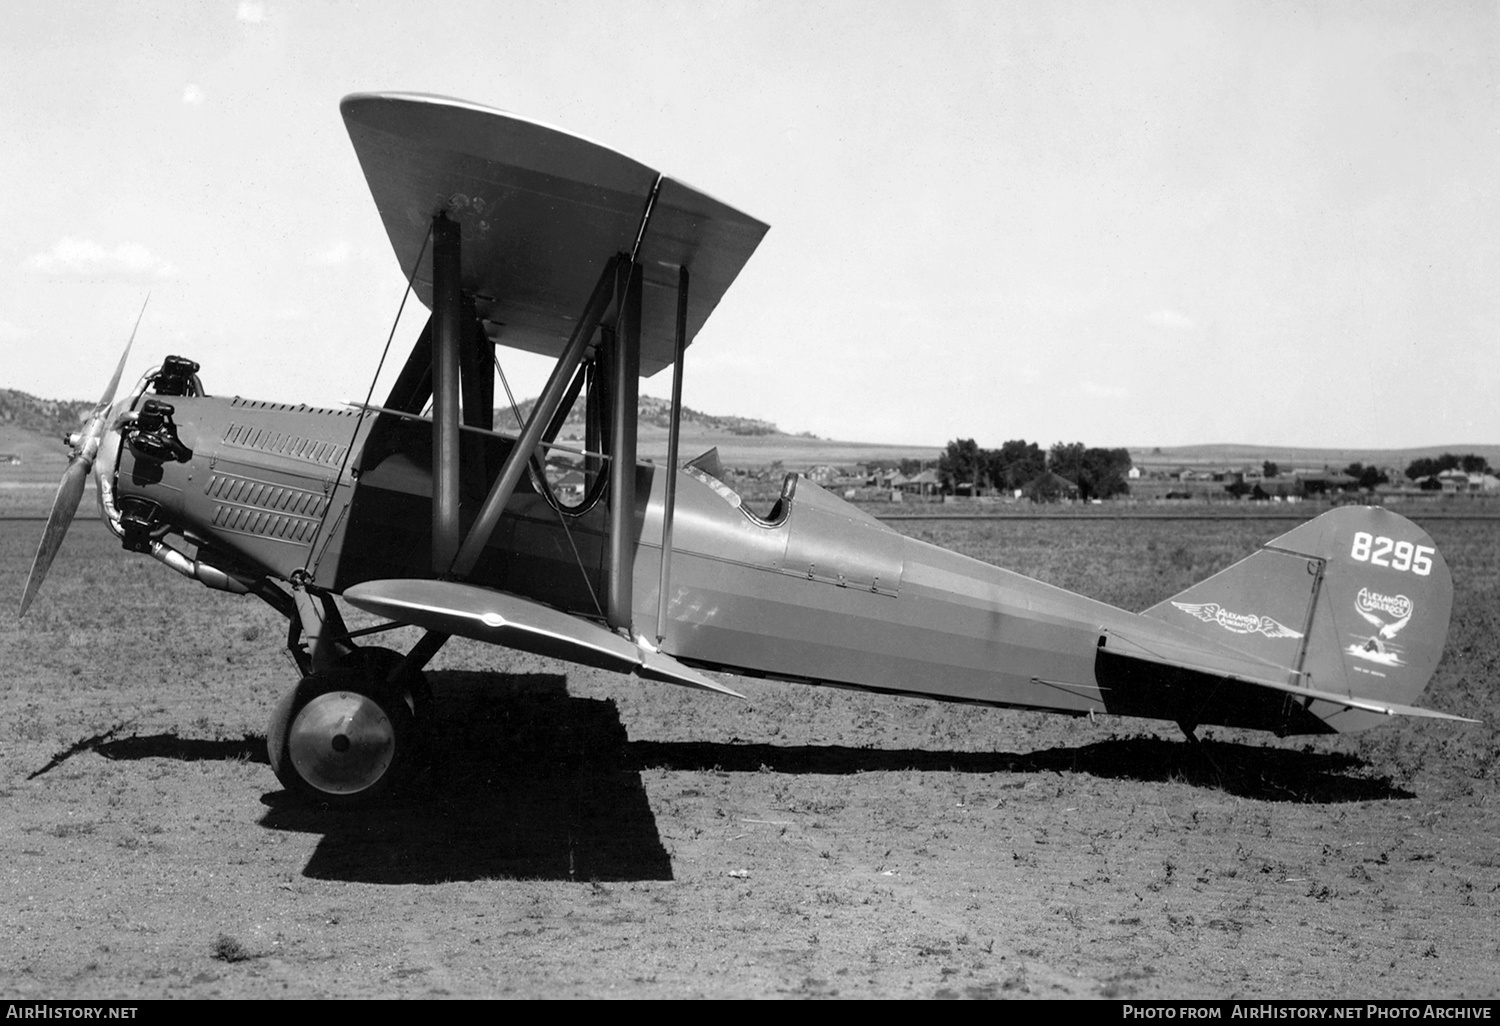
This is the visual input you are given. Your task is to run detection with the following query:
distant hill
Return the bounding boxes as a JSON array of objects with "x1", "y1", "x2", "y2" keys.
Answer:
[
  {"x1": 502, "y1": 394, "x2": 935, "y2": 467},
  {"x1": 0, "y1": 390, "x2": 96, "y2": 481},
  {"x1": 505, "y1": 394, "x2": 785, "y2": 438},
  {"x1": 1132, "y1": 442, "x2": 1500, "y2": 473},
  {"x1": 0, "y1": 389, "x2": 93, "y2": 443}
]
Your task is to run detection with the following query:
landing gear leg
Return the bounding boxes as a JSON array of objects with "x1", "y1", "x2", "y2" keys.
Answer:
[
  {"x1": 267, "y1": 589, "x2": 443, "y2": 806},
  {"x1": 287, "y1": 583, "x2": 355, "y2": 675}
]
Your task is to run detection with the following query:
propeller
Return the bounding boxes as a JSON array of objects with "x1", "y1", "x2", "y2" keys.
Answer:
[{"x1": 18, "y1": 297, "x2": 149, "y2": 619}]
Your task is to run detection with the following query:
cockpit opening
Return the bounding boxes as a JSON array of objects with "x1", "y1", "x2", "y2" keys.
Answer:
[{"x1": 683, "y1": 448, "x2": 794, "y2": 527}]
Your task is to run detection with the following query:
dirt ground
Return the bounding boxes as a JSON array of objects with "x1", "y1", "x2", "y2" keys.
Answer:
[{"x1": 1, "y1": 514, "x2": 1496, "y2": 999}]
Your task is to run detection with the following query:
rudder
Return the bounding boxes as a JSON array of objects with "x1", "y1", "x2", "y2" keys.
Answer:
[{"x1": 1145, "y1": 506, "x2": 1453, "y2": 733}]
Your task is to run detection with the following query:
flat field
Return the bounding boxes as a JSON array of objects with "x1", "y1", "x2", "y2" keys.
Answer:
[{"x1": 0, "y1": 515, "x2": 1496, "y2": 999}]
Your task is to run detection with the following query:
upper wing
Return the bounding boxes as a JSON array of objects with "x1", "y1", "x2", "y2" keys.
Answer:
[{"x1": 341, "y1": 92, "x2": 769, "y2": 376}]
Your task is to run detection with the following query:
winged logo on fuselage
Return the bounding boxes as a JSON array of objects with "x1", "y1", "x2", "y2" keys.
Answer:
[{"x1": 1171, "y1": 602, "x2": 1304, "y2": 639}]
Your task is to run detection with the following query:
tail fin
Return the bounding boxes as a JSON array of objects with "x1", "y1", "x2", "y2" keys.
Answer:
[{"x1": 1143, "y1": 506, "x2": 1454, "y2": 733}]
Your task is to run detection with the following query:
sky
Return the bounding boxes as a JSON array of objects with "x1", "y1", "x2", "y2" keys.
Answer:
[{"x1": 1, "y1": 1, "x2": 1495, "y2": 450}]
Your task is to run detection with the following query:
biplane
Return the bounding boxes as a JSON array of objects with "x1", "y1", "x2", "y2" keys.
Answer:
[{"x1": 19, "y1": 93, "x2": 1470, "y2": 806}]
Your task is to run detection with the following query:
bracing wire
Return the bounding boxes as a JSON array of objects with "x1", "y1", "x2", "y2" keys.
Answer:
[
  {"x1": 491, "y1": 351, "x2": 525, "y2": 430},
  {"x1": 492, "y1": 350, "x2": 606, "y2": 621},
  {"x1": 309, "y1": 228, "x2": 433, "y2": 566},
  {"x1": 555, "y1": 501, "x2": 606, "y2": 621}
]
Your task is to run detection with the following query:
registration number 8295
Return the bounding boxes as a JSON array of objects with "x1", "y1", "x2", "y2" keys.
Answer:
[{"x1": 1350, "y1": 532, "x2": 1434, "y2": 575}]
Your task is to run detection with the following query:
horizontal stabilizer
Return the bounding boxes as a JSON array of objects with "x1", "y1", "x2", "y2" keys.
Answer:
[
  {"x1": 1098, "y1": 637, "x2": 1476, "y2": 731},
  {"x1": 343, "y1": 579, "x2": 742, "y2": 697}
]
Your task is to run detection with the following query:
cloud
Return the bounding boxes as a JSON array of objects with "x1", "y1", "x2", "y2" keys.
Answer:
[
  {"x1": 1078, "y1": 381, "x2": 1128, "y2": 399},
  {"x1": 25, "y1": 238, "x2": 178, "y2": 280},
  {"x1": 309, "y1": 241, "x2": 353, "y2": 265},
  {"x1": 181, "y1": 83, "x2": 205, "y2": 106},
  {"x1": 1146, "y1": 308, "x2": 1196, "y2": 331},
  {"x1": 237, "y1": 2, "x2": 265, "y2": 23}
]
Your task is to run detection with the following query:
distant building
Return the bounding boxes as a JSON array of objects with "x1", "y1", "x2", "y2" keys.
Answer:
[
  {"x1": 1437, "y1": 469, "x2": 1470, "y2": 494},
  {"x1": 1296, "y1": 470, "x2": 1356, "y2": 495},
  {"x1": 893, "y1": 470, "x2": 942, "y2": 497},
  {"x1": 1024, "y1": 471, "x2": 1080, "y2": 502},
  {"x1": 552, "y1": 468, "x2": 586, "y2": 503}
]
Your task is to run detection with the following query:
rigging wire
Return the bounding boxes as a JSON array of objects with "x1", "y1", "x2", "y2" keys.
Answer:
[
  {"x1": 493, "y1": 350, "x2": 606, "y2": 621},
  {"x1": 492, "y1": 351, "x2": 525, "y2": 431},
  {"x1": 309, "y1": 227, "x2": 432, "y2": 567}
]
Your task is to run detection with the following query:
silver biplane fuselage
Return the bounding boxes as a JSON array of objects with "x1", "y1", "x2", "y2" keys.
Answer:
[
  {"x1": 102, "y1": 386, "x2": 1450, "y2": 744},
  {"x1": 107, "y1": 392, "x2": 1133, "y2": 711},
  {"x1": 22, "y1": 93, "x2": 1466, "y2": 807}
]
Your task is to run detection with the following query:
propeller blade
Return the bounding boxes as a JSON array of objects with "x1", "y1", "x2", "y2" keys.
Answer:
[
  {"x1": 18, "y1": 296, "x2": 148, "y2": 620},
  {"x1": 98, "y1": 294, "x2": 148, "y2": 410},
  {"x1": 18, "y1": 458, "x2": 91, "y2": 619}
]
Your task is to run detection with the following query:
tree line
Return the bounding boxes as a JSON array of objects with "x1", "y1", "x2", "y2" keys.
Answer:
[
  {"x1": 1261, "y1": 453, "x2": 1492, "y2": 485},
  {"x1": 1404, "y1": 453, "x2": 1493, "y2": 481},
  {"x1": 938, "y1": 439, "x2": 1133, "y2": 501},
  {"x1": 1235, "y1": 454, "x2": 1494, "y2": 498}
]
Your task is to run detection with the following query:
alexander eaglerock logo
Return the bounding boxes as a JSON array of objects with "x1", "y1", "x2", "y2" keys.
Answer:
[
  {"x1": 1347, "y1": 587, "x2": 1415, "y2": 667},
  {"x1": 1171, "y1": 602, "x2": 1303, "y2": 639},
  {"x1": 1356, "y1": 587, "x2": 1412, "y2": 625}
]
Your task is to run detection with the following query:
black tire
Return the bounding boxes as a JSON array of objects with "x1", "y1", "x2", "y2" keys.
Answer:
[
  {"x1": 338, "y1": 646, "x2": 434, "y2": 718},
  {"x1": 267, "y1": 669, "x2": 414, "y2": 807}
]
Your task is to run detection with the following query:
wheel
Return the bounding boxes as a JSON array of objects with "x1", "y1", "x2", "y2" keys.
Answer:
[
  {"x1": 337, "y1": 647, "x2": 433, "y2": 718},
  {"x1": 336, "y1": 646, "x2": 436, "y2": 756},
  {"x1": 267, "y1": 669, "x2": 414, "y2": 806}
]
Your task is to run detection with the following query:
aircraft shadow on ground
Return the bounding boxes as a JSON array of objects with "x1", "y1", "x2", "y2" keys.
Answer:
[
  {"x1": 30, "y1": 726, "x2": 264, "y2": 780},
  {"x1": 626, "y1": 736, "x2": 1414, "y2": 804},
  {"x1": 257, "y1": 672, "x2": 674, "y2": 885},
  {"x1": 65, "y1": 671, "x2": 1410, "y2": 884}
]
